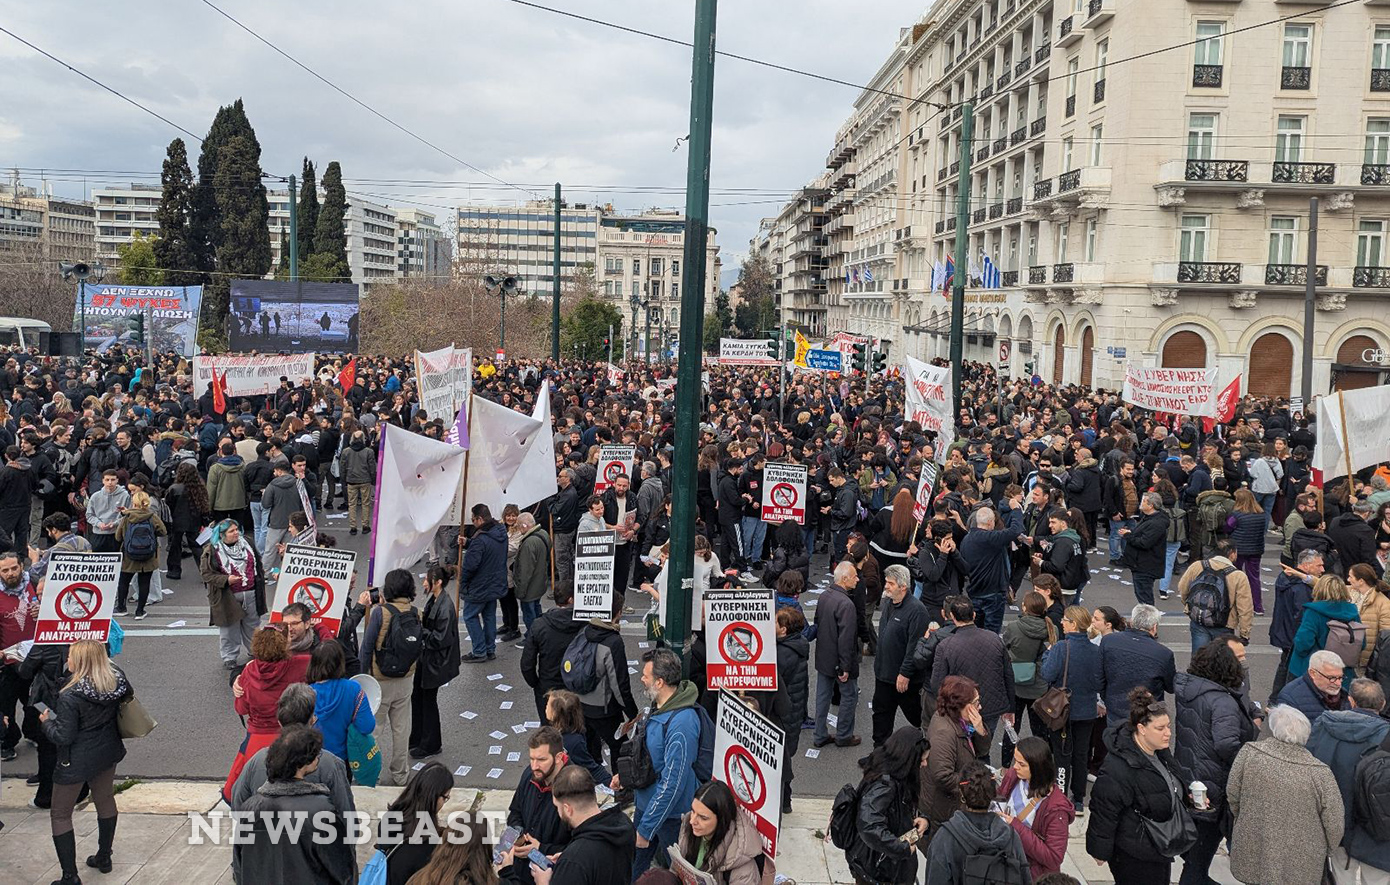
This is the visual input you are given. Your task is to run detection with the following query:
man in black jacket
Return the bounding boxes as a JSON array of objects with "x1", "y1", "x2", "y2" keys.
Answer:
[
  {"x1": 522, "y1": 584, "x2": 584, "y2": 722},
  {"x1": 1064, "y1": 448, "x2": 1103, "y2": 550},
  {"x1": 929, "y1": 596, "x2": 1016, "y2": 761},
  {"x1": 1121, "y1": 492, "x2": 1170, "y2": 605},
  {"x1": 534, "y1": 764, "x2": 635, "y2": 885},
  {"x1": 827, "y1": 467, "x2": 859, "y2": 566},
  {"x1": 871, "y1": 564, "x2": 929, "y2": 747},
  {"x1": 813, "y1": 561, "x2": 862, "y2": 748},
  {"x1": 715, "y1": 458, "x2": 747, "y2": 577},
  {"x1": 0, "y1": 447, "x2": 34, "y2": 556},
  {"x1": 551, "y1": 469, "x2": 580, "y2": 592},
  {"x1": 509, "y1": 727, "x2": 572, "y2": 885},
  {"x1": 1328, "y1": 501, "x2": 1382, "y2": 577}
]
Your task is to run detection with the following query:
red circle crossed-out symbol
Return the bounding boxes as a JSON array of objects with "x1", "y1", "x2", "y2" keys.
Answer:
[
  {"x1": 718, "y1": 621, "x2": 762, "y2": 664},
  {"x1": 769, "y1": 482, "x2": 797, "y2": 509},
  {"x1": 290, "y1": 577, "x2": 334, "y2": 616},
  {"x1": 723, "y1": 745, "x2": 766, "y2": 811},
  {"x1": 56, "y1": 583, "x2": 102, "y2": 621},
  {"x1": 603, "y1": 461, "x2": 626, "y2": 483}
]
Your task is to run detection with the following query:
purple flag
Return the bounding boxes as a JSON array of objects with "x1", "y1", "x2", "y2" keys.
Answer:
[{"x1": 445, "y1": 400, "x2": 470, "y2": 449}]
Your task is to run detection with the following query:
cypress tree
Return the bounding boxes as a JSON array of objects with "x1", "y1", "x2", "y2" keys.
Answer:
[
  {"x1": 205, "y1": 135, "x2": 272, "y2": 335},
  {"x1": 189, "y1": 100, "x2": 258, "y2": 278},
  {"x1": 153, "y1": 138, "x2": 198, "y2": 286},
  {"x1": 297, "y1": 157, "x2": 319, "y2": 259},
  {"x1": 311, "y1": 161, "x2": 350, "y2": 282}
]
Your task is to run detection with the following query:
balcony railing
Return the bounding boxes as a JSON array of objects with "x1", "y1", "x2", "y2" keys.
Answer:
[
  {"x1": 1185, "y1": 159, "x2": 1249, "y2": 182},
  {"x1": 1002, "y1": 270, "x2": 1019, "y2": 287},
  {"x1": 1058, "y1": 169, "x2": 1081, "y2": 192},
  {"x1": 946, "y1": 217, "x2": 956, "y2": 231},
  {"x1": 1028, "y1": 265, "x2": 1047, "y2": 285},
  {"x1": 993, "y1": 136, "x2": 1008, "y2": 153},
  {"x1": 1065, "y1": 95, "x2": 1076, "y2": 117},
  {"x1": 1031, "y1": 117, "x2": 1047, "y2": 136},
  {"x1": 1007, "y1": 196, "x2": 1024, "y2": 214},
  {"x1": 1093, "y1": 78, "x2": 1106, "y2": 103},
  {"x1": 973, "y1": 208, "x2": 988, "y2": 224},
  {"x1": 1034, "y1": 178, "x2": 1054, "y2": 199},
  {"x1": 950, "y1": 160, "x2": 960, "y2": 175},
  {"x1": 1177, "y1": 261, "x2": 1242, "y2": 284},
  {"x1": 1017, "y1": 57, "x2": 1032, "y2": 77},
  {"x1": 953, "y1": 106, "x2": 963, "y2": 121},
  {"x1": 998, "y1": 70, "x2": 1013, "y2": 90},
  {"x1": 980, "y1": 84, "x2": 994, "y2": 100},
  {"x1": 1053, "y1": 263, "x2": 1075, "y2": 283},
  {"x1": 1281, "y1": 66, "x2": 1311, "y2": 90},
  {"x1": 1362, "y1": 164, "x2": 1390, "y2": 185},
  {"x1": 1060, "y1": 17, "x2": 1074, "y2": 38},
  {"x1": 1374, "y1": 69, "x2": 1390, "y2": 92},
  {"x1": 1265, "y1": 264, "x2": 1328, "y2": 286},
  {"x1": 935, "y1": 220, "x2": 945, "y2": 234},
  {"x1": 1036, "y1": 43, "x2": 1050, "y2": 62},
  {"x1": 989, "y1": 202, "x2": 1004, "y2": 219},
  {"x1": 1271, "y1": 161, "x2": 1336, "y2": 185},
  {"x1": 977, "y1": 144, "x2": 992, "y2": 162},
  {"x1": 1354, "y1": 266, "x2": 1390, "y2": 287},
  {"x1": 1011, "y1": 126, "x2": 1027, "y2": 145},
  {"x1": 1193, "y1": 64, "x2": 1223, "y2": 88},
  {"x1": 939, "y1": 166, "x2": 950, "y2": 181}
]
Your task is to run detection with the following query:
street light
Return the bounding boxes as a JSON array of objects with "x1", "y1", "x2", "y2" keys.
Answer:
[
  {"x1": 484, "y1": 274, "x2": 518, "y2": 359},
  {"x1": 59, "y1": 260, "x2": 107, "y2": 347}
]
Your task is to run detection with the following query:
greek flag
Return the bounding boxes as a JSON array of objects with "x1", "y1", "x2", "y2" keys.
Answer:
[
  {"x1": 930, "y1": 260, "x2": 944, "y2": 291},
  {"x1": 982, "y1": 255, "x2": 1002, "y2": 289},
  {"x1": 864, "y1": 266, "x2": 874, "y2": 283}
]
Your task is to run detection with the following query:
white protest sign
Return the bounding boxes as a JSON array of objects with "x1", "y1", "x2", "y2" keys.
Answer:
[
  {"x1": 1313, "y1": 387, "x2": 1390, "y2": 479},
  {"x1": 572, "y1": 532, "x2": 617, "y2": 621},
  {"x1": 760, "y1": 462, "x2": 807, "y2": 525},
  {"x1": 903, "y1": 355, "x2": 953, "y2": 465},
  {"x1": 192, "y1": 353, "x2": 317, "y2": 397},
  {"x1": 719, "y1": 338, "x2": 779, "y2": 366},
  {"x1": 715, "y1": 689, "x2": 784, "y2": 858},
  {"x1": 704, "y1": 590, "x2": 777, "y2": 691},
  {"x1": 268, "y1": 544, "x2": 357, "y2": 634},
  {"x1": 414, "y1": 345, "x2": 472, "y2": 424},
  {"x1": 594, "y1": 445, "x2": 636, "y2": 493},
  {"x1": 34, "y1": 552, "x2": 122, "y2": 644},
  {"x1": 1121, "y1": 365, "x2": 1217, "y2": 417},
  {"x1": 911, "y1": 460, "x2": 940, "y2": 522}
]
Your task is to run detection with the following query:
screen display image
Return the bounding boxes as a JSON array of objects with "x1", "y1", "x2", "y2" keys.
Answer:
[{"x1": 228, "y1": 279, "x2": 360, "y2": 352}]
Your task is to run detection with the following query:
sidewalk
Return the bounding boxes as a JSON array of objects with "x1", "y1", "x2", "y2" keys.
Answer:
[{"x1": 0, "y1": 779, "x2": 1237, "y2": 884}]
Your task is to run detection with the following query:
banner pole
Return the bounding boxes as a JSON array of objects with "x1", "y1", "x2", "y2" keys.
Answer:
[
  {"x1": 1337, "y1": 391, "x2": 1354, "y2": 491},
  {"x1": 456, "y1": 391, "x2": 475, "y2": 613}
]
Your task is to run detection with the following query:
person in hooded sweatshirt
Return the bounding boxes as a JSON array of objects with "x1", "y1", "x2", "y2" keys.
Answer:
[
  {"x1": 530, "y1": 764, "x2": 634, "y2": 885},
  {"x1": 259, "y1": 458, "x2": 301, "y2": 570},
  {"x1": 206, "y1": 440, "x2": 250, "y2": 527},
  {"x1": 304, "y1": 641, "x2": 375, "y2": 766},
  {"x1": 338, "y1": 430, "x2": 376, "y2": 536},
  {"x1": 523, "y1": 583, "x2": 586, "y2": 723},
  {"x1": 224, "y1": 626, "x2": 310, "y2": 801},
  {"x1": 575, "y1": 592, "x2": 639, "y2": 773},
  {"x1": 925, "y1": 760, "x2": 1031, "y2": 884}
]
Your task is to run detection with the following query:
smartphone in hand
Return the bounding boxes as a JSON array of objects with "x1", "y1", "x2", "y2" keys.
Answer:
[{"x1": 528, "y1": 849, "x2": 552, "y2": 870}]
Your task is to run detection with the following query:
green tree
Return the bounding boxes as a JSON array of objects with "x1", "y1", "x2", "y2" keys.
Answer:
[
  {"x1": 273, "y1": 227, "x2": 291, "y2": 280},
  {"x1": 297, "y1": 157, "x2": 319, "y2": 259},
  {"x1": 115, "y1": 233, "x2": 164, "y2": 285},
  {"x1": 561, "y1": 296, "x2": 623, "y2": 362},
  {"x1": 153, "y1": 138, "x2": 198, "y2": 285},
  {"x1": 190, "y1": 99, "x2": 258, "y2": 277},
  {"x1": 732, "y1": 253, "x2": 778, "y2": 338},
  {"x1": 703, "y1": 288, "x2": 733, "y2": 352},
  {"x1": 311, "y1": 161, "x2": 351, "y2": 282},
  {"x1": 206, "y1": 134, "x2": 272, "y2": 333}
]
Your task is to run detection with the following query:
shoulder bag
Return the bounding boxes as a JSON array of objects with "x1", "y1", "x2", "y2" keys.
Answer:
[
  {"x1": 1139, "y1": 774, "x2": 1199, "y2": 858},
  {"x1": 1030, "y1": 641, "x2": 1071, "y2": 732},
  {"x1": 116, "y1": 690, "x2": 157, "y2": 739}
]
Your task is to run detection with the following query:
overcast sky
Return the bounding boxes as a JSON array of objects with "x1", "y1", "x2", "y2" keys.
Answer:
[{"x1": 1, "y1": 1, "x2": 919, "y2": 287}]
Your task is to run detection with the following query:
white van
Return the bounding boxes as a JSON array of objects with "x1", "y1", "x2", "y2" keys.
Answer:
[{"x1": 0, "y1": 317, "x2": 52, "y2": 350}]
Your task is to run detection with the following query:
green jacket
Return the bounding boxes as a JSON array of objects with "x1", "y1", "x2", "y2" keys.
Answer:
[
  {"x1": 512, "y1": 526, "x2": 552, "y2": 603},
  {"x1": 206, "y1": 458, "x2": 249, "y2": 511}
]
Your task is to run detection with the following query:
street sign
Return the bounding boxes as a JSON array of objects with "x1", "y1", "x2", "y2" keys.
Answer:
[
  {"x1": 998, "y1": 339, "x2": 1011, "y2": 367},
  {"x1": 269, "y1": 544, "x2": 357, "y2": 634},
  {"x1": 704, "y1": 590, "x2": 776, "y2": 690},
  {"x1": 760, "y1": 462, "x2": 807, "y2": 525},
  {"x1": 1112, "y1": 347, "x2": 1127, "y2": 359},
  {"x1": 572, "y1": 531, "x2": 617, "y2": 621},
  {"x1": 714, "y1": 689, "x2": 785, "y2": 858},
  {"x1": 805, "y1": 348, "x2": 843, "y2": 372},
  {"x1": 594, "y1": 445, "x2": 636, "y2": 493},
  {"x1": 34, "y1": 552, "x2": 121, "y2": 644}
]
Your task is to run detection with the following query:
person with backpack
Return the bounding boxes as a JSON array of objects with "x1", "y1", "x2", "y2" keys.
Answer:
[
  {"x1": 1347, "y1": 563, "x2": 1390, "y2": 671},
  {"x1": 85, "y1": 469, "x2": 129, "y2": 554},
  {"x1": 113, "y1": 488, "x2": 166, "y2": 619},
  {"x1": 1289, "y1": 574, "x2": 1363, "y2": 691},
  {"x1": 1344, "y1": 728, "x2": 1390, "y2": 883},
  {"x1": 460, "y1": 503, "x2": 508, "y2": 663},
  {"x1": 409, "y1": 565, "x2": 459, "y2": 760},
  {"x1": 1307, "y1": 679, "x2": 1390, "y2": 883},
  {"x1": 622, "y1": 648, "x2": 711, "y2": 881},
  {"x1": 1191, "y1": 475, "x2": 1235, "y2": 566},
  {"x1": 925, "y1": 760, "x2": 1031, "y2": 885},
  {"x1": 522, "y1": 583, "x2": 584, "y2": 724},
  {"x1": 572, "y1": 592, "x2": 639, "y2": 775},
  {"x1": 358, "y1": 568, "x2": 422, "y2": 787},
  {"x1": 1034, "y1": 511, "x2": 1086, "y2": 602},
  {"x1": 162, "y1": 460, "x2": 209, "y2": 581},
  {"x1": 834, "y1": 725, "x2": 927, "y2": 884},
  {"x1": 1177, "y1": 538, "x2": 1254, "y2": 653}
]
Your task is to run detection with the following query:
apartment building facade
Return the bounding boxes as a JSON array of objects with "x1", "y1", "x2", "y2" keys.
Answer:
[
  {"x1": 457, "y1": 201, "x2": 600, "y2": 297},
  {"x1": 0, "y1": 176, "x2": 95, "y2": 266},
  {"x1": 92, "y1": 183, "x2": 162, "y2": 267},
  {"x1": 395, "y1": 208, "x2": 451, "y2": 280}
]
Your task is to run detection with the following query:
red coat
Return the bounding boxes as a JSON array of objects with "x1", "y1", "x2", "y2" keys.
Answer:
[
  {"x1": 0, "y1": 584, "x2": 37, "y2": 651},
  {"x1": 997, "y1": 767, "x2": 1076, "y2": 879},
  {"x1": 234, "y1": 656, "x2": 309, "y2": 734}
]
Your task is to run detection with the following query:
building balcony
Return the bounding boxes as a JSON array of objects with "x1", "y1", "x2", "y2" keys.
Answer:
[
  {"x1": 993, "y1": 135, "x2": 1008, "y2": 153},
  {"x1": 1016, "y1": 56, "x2": 1032, "y2": 77},
  {"x1": 1034, "y1": 178, "x2": 1054, "y2": 200},
  {"x1": 1053, "y1": 263, "x2": 1074, "y2": 283},
  {"x1": 1031, "y1": 116, "x2": 1047, "y2": 137},
  {"x1": 1093, "y1": 78, "x2": 1106, "y2": 103},
  {"x1": 1355, "y1": 266, "x2": 1390, "y2": 287},
  {"x1": 1057, "y1": 15, "x2": 1082, "y2": 47},
  {"x1": 1281, "y1": 66, "x2": 1311, "y2": 90},
  {"x1": 980, "y1": 84, "x2": 994, "y2": 101},
  {"x1": 939, "y1": 166, "x2": 950, "y2": 181},
  {"x1": 1084, "y1": 0, "x2": 1115, "y2": 28},
  {"x1": 1010, "y1": 126, "x2": 1027, "y2": 146},
  {"x1": 1028, "y1": 265, "x2": 1047, "y2": 285},
  {"x1": 946, "y1": 217, "x2": 957, "y2": 231},
  {"x1": 1193, "y1": 64, "x2": 1223, "y2": 87},
  {"x1": 1166, "y1": 261, "x2": 1243, "y2": 284},
  {"x1": 1007, "y1": 196, "x2": 1024, "y2": 214},
  {"x1": 1272, "y1": 161, "x2": 1336, "y2": 185},
  {"x1": 989, "y1": 202, "x2": 1004, "y2": 219},
  {"x1": 1363, "y1": 164, "x2": 1390, "y2": 185},
  {"x1": 1158, "y1": 158, "x2": 1383, "y2": 196},
  {"x1": 972, "y1": 208, "x2": 988, "y2": 225},
  {"x1": 1032, "y1": 46, "x2": 1051, "y2": 81},
  {"x1": 1178, "y1": 159, "x2": 1250, "y2": 183},
  {"x1": 950, "y1": 160, "x2": 961, "y2": 176},
  {"x1": 1373, "y1": 69, "x2": 1390, "y2": 92},
  {"x1": 997, "y1": 70, "x2": 1013, "y2": 90},
  {"x1": 1002, "y1": 270, "x2": 1019, "y2": 287},
  {"x1": 1264, "y1": 263, "x2": 1328, "y2": 286},
  {"x1": 977, "y1": 143, "x2": 992, "y2": 162},
  {"x1": 935, "y1": 220, "x2": 946, "y2": 234}
]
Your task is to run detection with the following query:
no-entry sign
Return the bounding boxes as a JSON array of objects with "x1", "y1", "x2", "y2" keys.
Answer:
[
  {"x1": 594, "y1": 445, "x2": 636, "y2": 493},
  {"x1": 269, "y1": 544, "x2": 357, "y2": 634},
  {"x1": 704, "y1": 590, "x2": 776, "y2": 691},
  {"x1": 714, "y1": 689, "x2": 784, "y2": 858},
  {"x1": 760, "y1": 462, "x2": 807, "y2": 525},
  {"x1": 34, "y1": 552, "x2": 121, "y2": 644}
]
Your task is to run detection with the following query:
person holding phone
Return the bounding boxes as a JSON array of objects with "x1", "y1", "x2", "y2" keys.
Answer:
[
  {"x1": 507, "y1": 727, "x2": 572, "y2": 885},
  {"x1": 527, "y1": 764, "x2": 634, "y2": 885}
]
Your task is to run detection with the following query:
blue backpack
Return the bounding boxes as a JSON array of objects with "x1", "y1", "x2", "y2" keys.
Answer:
[
  {"x1": 356, "y1": 843, "x2": 400, "y2": 885},
  {"x1": 122, "y1": 519, "x2": 158, "y2": 561}
]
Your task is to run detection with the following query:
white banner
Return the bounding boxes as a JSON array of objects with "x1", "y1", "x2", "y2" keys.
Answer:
[
  {"x1": 572, "y1": 531, "x2": 617, "y2": 621},
  {"x1": 34, "y1": 552, "x2": 122, "y2": 645},
  {"x1": 370, "y1": 424, "x2": 469, "y2": 580},
  {"x1": 269, "y1": 544, "x2": 357, "y2": 635},
  {"x1": 1121, "y1": 365, "x2": 1217, "y2": 417},
  {"x1": 193, "y1": 353, "x2": 317, "y2": 397},
  {"x1": 903, "y1": 355, "x2": 953, "y2": 464},
  {"x1": 595, "y1": 445, "x2": 637, "y2": 493},
  {"x1": 704, "y1": 590, "x2": 777, "y2": 691},
  {"x1": 414, "y1": 345, "x2": 472, "y2": 424},
  {"x1": 1313, "y1": 387, "x2": 1390, "y2": 479},
  {"x1": 760, "y1": 462, "x2": 807, "y2": 525},
  {"x1": 719, "y1": 338, "x2": 779, "y2": 366},
  {"x1": 714, "y1": 690, "x2": 784, "y2": 858},
  {"x1": 912, "y1": 460, "x2": 939, "y2": 523},
  {"x1": 462, "y1": 384, "x2": 558, "y2": 516}
]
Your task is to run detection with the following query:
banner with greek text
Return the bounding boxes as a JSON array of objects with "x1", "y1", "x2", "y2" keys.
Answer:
[
  {"x1": 1122, "y1": 365, "x2": 1217, "y2": 417},
  {"x1": 719, "y1": 338, "x2": 779, "y2": 366},
  {"x1": 77, "y1": 284, "x2": 202, "y2": 357},
  {"x1": 903, "y1": 355, "x2": 953, "y2": 464},
  {"x1": 192, "y1": 353, "x2": 317, "y2": 397}
]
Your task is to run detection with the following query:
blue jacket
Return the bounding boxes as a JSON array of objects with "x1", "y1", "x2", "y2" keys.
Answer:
[
  {"x1": 959, "y1": 504, "x2": 1023, "y2": 597},
  {"x1": 1270, "y1": 572, "x2": 1314, "y2": 651},
  {"x1": 561, "y1": 730, "x2": 611, "y2": 786},
  {"x1": 1040, "y1": 631, "x2": 1104, "y2": 721},
  {"x1": 461, "y1": 518, "x2": 509, "y2": 603},
  {"x1": 634, "y1": 682, "x2": 703, "y2": 840},
  {"x1": 1307, "y1": 708, "x2": 1390, "y2": 831},
  {"x1": 1289, "y1": 599, "x2": 1360, "y2": 683},
  {"x1": 1098, "y1": 630, "x2": 1176, "y2": 725},
  {"x1": 311, "y1": 678, "x2": 376, "y2": 762},
  {"x1": 1276, "y1": 672, "x2": 1349, "y2": 725}
]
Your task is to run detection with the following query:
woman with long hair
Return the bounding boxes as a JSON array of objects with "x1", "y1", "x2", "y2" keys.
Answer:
[
  {"x1": 995, "y1": 737, "x2": 1075, "y2": 879},
  {"x1": 306, "y1": 640, "x2": 375, "y2": 766},
  {"x1": 1347, "y1": 563, "x2": 1390, "y2": 670},
  {"x1": 113, "y1": 488, "x2": 167, "y2": 618},
  {"x1": 380, "y1": 762, "x2": 455, "y2": 885},
  {"x1": 164, "y1": 460, "x2": 209, "y2": 581},
  {"x1": 404, "y1": 818, "x2": 506, "y2": 885},
  {"x1": 40, "y1": 640, "x2": 131, "y2": 882},
  {"x1": 1227, "y1": 489, "x2": 1269, "y2": 612},
  {"x1": 869, "y1": 487, "x2": 917, "y2": 576},
  {"x1": 1002, "y1": 591, "x2": 1057, "y2": 762},
  {"x1": 1040, "y1": 604, "x2": 1104, "y2": 813},
  {"x1": 676, "y1": 780, "x2": 764, "y2": 885},
  {"x1": 848, "y1": 726, "x2": 929, "y2": 884}
]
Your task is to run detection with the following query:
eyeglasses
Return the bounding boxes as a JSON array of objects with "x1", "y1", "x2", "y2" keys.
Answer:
[{"x1": 1312, "y1": 669, "x2": 1343, "y2": 682}]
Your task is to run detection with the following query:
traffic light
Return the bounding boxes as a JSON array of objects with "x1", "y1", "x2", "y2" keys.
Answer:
[
  {"x1": 1023, "y1": 361, "x2": 1035, "y2": 376},
  {"x1": 766, "y1": 333, "x2": 781, "y2": 360},
  {"x1": 126, "y1": 312, "x2": 144, "y2": 343},
  {"x1": 871, "y1": 343, "x2": 887, "y2": 374},
  {"x1": 851, "y1": 341, "x2": 868, "y2": 373}
]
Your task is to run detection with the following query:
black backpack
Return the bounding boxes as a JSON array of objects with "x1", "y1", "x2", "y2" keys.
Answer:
[
  {"x1": 1186, "y1": 560, "x2": 1233, "y2": 629},
  {"x1": 1352, "y1": 737, "x2": 1390, "y2": 843},
  {"x1": 948, "y1": 826, "x2": 1030, "y2": 885},
  {"x1": 374, "y1": 605, "x2": 422, "y2": 678},
  {"x1": 122, "y1": 519, "x2": 159, "y2": 561},
  {"x1": 829, "y1": 781, "x2": 862, "y2": 850},
  {"x1": 616, "y1": 705, "x2": 714, "y2": 792},
  {"x1": 561, "y1": 632, "x2": 602, "y2": 695}
]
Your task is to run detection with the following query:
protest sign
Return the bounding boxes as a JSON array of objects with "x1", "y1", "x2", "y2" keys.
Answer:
[
  {"x1": 719, "y1": 338, "x2": 779, "y2": 366},
  {"x1": 1121, "y1": 365, "x2": 1217, "y2": 417},
  {"x1": 912, "y1": 460, "x2": 940, "y2": 523},
  {"x1": 715, "y1": 689, "x2": 785, "y2": 857},
  {"x1": 572, "y1": 532, "x2": 617, "y2": 621},
  {"x1": 594, "y1": 445, "x2": 636, "y2": 493},
  {"x1": 193, "y1": 353, "x2": 317, "y2": 397},
  {"x1": 269, "y1": 545, "x2": 357, "y2": 634},
  {"x1": 760, "y1": 462, "x2": 808, "y2": 525},
  {"x1": 704, "y1": 591, "x2": 776, "y2": 691},
  {"x1": 903, "y1": 355, "x2": 953, "y2": 464},
  {"x1": 1313, "y1": 387, "x2": 1390, "y2": 480},
  {"x1": 34, "y1": 552, "x2": 122, "y2": 644},
  {"x1": 77, "y1": 284, "x2": 202, "y2": 357},
  {"x1": 414, "y1": 346, "x2": 472, "y2": 426}
]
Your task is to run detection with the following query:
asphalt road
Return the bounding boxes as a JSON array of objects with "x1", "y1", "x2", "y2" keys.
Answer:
[{"x1": 3, "y1": 515, "x2": 1290, "y2": 800}]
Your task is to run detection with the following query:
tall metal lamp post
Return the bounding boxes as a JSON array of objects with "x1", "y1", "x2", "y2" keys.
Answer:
[
  {"x1": 59, "y1": 260, "x2": 107, "y2": 347},
  {"x1": 484, "y1": 274, "x2": 518, "y2": 359}
]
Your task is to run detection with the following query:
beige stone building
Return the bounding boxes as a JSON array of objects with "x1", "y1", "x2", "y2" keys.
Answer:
[{"x1": 0, "y1": 175, "x2": 95, "y2": 267}]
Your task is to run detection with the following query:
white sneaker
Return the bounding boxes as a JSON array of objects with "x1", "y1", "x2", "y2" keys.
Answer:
[{"x1": 738, "y1": 571, "x2": 756, "y2": 583}]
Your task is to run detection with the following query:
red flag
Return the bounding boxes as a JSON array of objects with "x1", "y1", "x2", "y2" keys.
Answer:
[
  {"x1": 211, "y1": 368, "x2": 227, "y2": 416},
  {"x1": 1202, "y1": 375, "x2": 1241, "y2": 433},
  {"x1": 338, "y1": 357, "x2": 357, "y2": 391}
]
